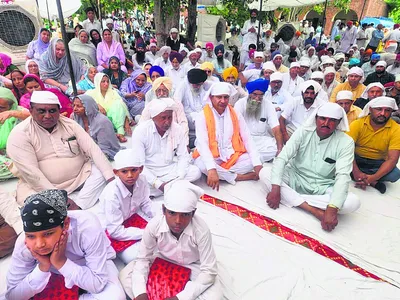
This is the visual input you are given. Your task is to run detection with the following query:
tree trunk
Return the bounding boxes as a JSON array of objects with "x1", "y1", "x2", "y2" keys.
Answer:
[
  {"x1": 186, "y1": 0, "x2": 197, "y2": 44},
  {"x1": 154, "y1": 0, "x2": 180, "y2": 47}
]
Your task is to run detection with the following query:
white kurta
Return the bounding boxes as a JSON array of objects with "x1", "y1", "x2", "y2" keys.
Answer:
[
  {"x1": 281, "y1": 96, "x2": 324, "y2": 130},
  {"x1": 194, "y1": 104, "x2": 261, "y2": 184},
  {"x1": 282, "y1": 73, "x2": 305, "y2": 96},
  {"x1": 165, "y1": 66, "x2": 186, "y2": 89},
  {"x1": 234, "y1": 97, "x2": 279, "y2": 162},
  {"x1": 183, "y1": 62, "x2": 201, "y2": 75},
  {"x1": 153, "y1": 57, "x2": 172, "y2": 70},
  {"x1": 264, "y1": 88, "x2": 295, "y2": 118}
]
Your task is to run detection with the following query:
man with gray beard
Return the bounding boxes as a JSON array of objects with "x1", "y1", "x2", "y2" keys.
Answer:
[{"x1": 235, "y1": 79, "x2": 283, "y2": 162}]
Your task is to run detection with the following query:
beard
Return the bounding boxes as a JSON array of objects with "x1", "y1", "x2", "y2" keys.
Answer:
[
  {"x1": 136, "y1": 51, "x2": 145, "y2": 64},
  {"x1": 370, "y1": 60, "x2": 378, "y2": 66},
  {"x1": 190, "y1": 85, "x2": 201, "y2": 95},
  {"x1": 375, "y1": 69, "x2": 385, "y2": 75},
  {"x1": 217, "y1": 55, "x2": 225, "y2": 67},
  {"x1": 245, "y1": 99, "x2": 261, "y2": 119},
  {"x1": 372, "y1": 115, "x2": 389, "y2": 125}
]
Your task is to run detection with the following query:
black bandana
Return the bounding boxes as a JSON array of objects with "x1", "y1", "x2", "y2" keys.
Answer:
[{"x1": 21, "y1": 190, "x2": 68, "y2": 232}]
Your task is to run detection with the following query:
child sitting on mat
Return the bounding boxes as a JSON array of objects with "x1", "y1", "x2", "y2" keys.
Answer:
[
  {"x1": 119, "y1": 180, "x2": 223, "y2": 300},
  {"x1": 97, "y1": 148, "x2": 154, "y2": 264},
  {"x1": 6, "y1": 189, "x2": 125, "y2": 300}
]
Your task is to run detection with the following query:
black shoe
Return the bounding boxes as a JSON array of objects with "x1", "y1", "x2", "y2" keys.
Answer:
[{"x1": 373, "y1": 182, "x2": 386, "y2": 194}]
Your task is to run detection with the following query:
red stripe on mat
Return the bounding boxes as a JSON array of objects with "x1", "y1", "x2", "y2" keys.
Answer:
[{"x1": 201, "y1": 194, "x2": 382, "y2": 281}]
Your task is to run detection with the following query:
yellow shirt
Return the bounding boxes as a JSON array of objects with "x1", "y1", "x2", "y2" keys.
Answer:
[
  {"x1": 329, "y1": 82, "x2": 366, "y2": 103},
  {"x1": 346, "y1": 105, "x2": 362, "y2": 124},
  {"x1": 277, "y1": 65, "x2": 289, "y2": 73},
  {"x1": 347, "y1": 116, "x2": 400, "y2": 160}
]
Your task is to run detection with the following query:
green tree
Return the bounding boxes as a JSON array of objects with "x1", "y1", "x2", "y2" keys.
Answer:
[{"x1": 385, "y1": 0, "x2": 400, "y2": 23}]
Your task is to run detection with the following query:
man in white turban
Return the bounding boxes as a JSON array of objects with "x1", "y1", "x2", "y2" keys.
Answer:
[
  {"x1": 153, "y1": 46, "x2": 172, "y2": 70},
  {"x1": 281, "y1": 62, "x2": 304, "y2": 96},
  {"x1": 353, "y1": 82, "x2": 385, "y2": 109},
  {"x1": 330, "y1": 67, "x2": 366, "y2": 103},
  {"x1": 193, "y1": 82, "x2": 263, "y2": 190},
  {"x1": 364, "y1": 60, "x2": 396, "y2": 86},
  {"x1": 131, "y1": 98, "x2": 201, "y2": 197},
  {"x1": 347, "y1": 96, "x2": 400, "y2": 194},
  {"x1": 335, "y1": 90, "x2": 362, "y2": 124},
  {"x1": 119, "y1": 180, "x2": 222, "y2": 300},
  {"x1": 261, "y1": 102, "x2": 361, "y2": 232},
  {"x1": 322, "y1": 67, "x2": 340, "y2": 98},
  {"x1": 183, "y1": 50, "x2": 201, "y2": 74},
  {"x1": 279, "y1": 80, "x2": 325, "y2": 143},
  {"x1": 264, "y1": 72, "x2": 295, "y2": 117}
]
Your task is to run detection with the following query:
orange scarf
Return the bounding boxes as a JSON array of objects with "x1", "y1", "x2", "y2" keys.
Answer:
[{"x1": 193, "y1": 104, "x2": 246, "y2": 169}]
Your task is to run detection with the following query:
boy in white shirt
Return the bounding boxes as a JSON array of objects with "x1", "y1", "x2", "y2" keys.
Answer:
[
  {"x1": 6, "y1": 189, "x2": 125, "y2": 300},
  {"x1": 119, "y1": 180, "x2": 222, "y2": 300},
  {"x1": 98, "y1": 149, "x2": 154, "y2": 264}
]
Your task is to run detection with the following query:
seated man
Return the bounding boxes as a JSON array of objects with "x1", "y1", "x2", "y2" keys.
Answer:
[
  {"x1": 347, "y1": 96, "x2": 400, "y2": 194},
  {"x1": 335, "y1": 90, "x2": 362, "y2": 124},
  {"x1": 6, "y1": 189, "x2": 125, "y2": 300},
  {"x1": 279, "y1": 80, "x2": 324, "y2": 143},
  {"x1": 193, "y1": 82, "x2": 263, "y2": 190},
  {"x1": 235, "y1": 79, "x2": 283, "y2": 162},
  {"x1": 264, "y1": 72, "x2": 295, "y2": 117},
  {"x1": 119, "y1": 180, "x2": 222, "y2": 300},
  {"x1": 98, "y1": 149, "x2": 154, "y2": 264},
  {"x1": 6, "y1": 91, "x2": 114, "y2": 209},
  {"x1": 261, "y1": 103, "x2": 361, "y2": 232},
  {"x1": 281, "y1": 62, "x2": 304, "y2": 96},
  {"x1": 364, "y1": 61, "x2": 395, "y2": 86},
  {"x1": 132, "y1": 98, "x2": 201, "y2": 197},
  {"x1": 330, "y1": 67, "x2": 366, "y2": 103},
  {"x1": 353, "y1": 82, "x2": 385, "y2": 109}
]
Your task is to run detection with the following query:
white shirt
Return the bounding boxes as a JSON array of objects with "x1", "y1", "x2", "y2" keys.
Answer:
[
  {"x1": 166, "y1": 66, "x2": 186, "y2": 89},
  {"x1": 132, "y1": 214, "x2": 218, "y2": 300},
  {"x1": 183, "y1": 61, "x2": 201, "y2": 75},
  {"x1": 153, "y1": 57, "x2": 172, "y2": 70},
  {"x1": 131, "y1": 120, "x2": 190, "y2": 189},
  {"x1": 282, "y1": 73, "x2": 305, "y2": 95},
  {"x1": 195, "y1": 104, "x2": 262, "y2": 171},
  {"x1": 145, "y1": 51, "x2": 158, "y2": 64},
  {"x1": 386, "y1": 64, "x2": 400, "y2": 75},
  {"x1": 281, "y1": 96, "x2": 323, "y2": 129},
  {"x1": 82, "y1": 19, "x2": 102, "y2": 33},
  {"x1": 201, "y1": 52, "x2": 216, "y2": 63},
  {"x1": 241, "y1": 19, "x2": 260, "y2": 50},
  {"x1": 6, "y1": 211, "x2": 115, "y2": 300},
  {"x1": 98, "y1": 176, "x2": 153, "y2": 241},
  {"x1": 234, "y1": 97, "x2": 279, "y2": 137},
  {"x1": 264, "y1": 88, "x2": 295, "y2": 113}
]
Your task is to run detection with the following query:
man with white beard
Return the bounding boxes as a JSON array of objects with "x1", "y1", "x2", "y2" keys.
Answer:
[{"x1": 235, "y1": 79, "x2": 283, "y2": 162}]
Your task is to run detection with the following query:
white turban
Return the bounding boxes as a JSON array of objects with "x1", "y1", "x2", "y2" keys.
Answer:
[
  {"x1": 158, "y1": 46, "x2": 171, "y2": 55},
  {"x1": 321, "y1": 57, "x2": 336, "y2": 65},
  {"x1": 299, "y1": 58, "x2": 311, "y2": 67},
  {"x1": 359, "y1": 96, "x2": 399, "y2": 118},
  {"x1": 308, "y1": 46, "x2": 315, "y2": 53},
  {"x1": 360, "y1": 82, "x2": 386, "y2": 99},
  {"x1": 148, "y1": 97, "x2": 176, "y2": 118},
  {"x1": 290, "y1": 62, "x2": 300, "y2": 69},
  {"x1": 254, "y1": 51, "x2": 264, "y2": 58},
  {"x1": 180, "y1": 46, "x2": 189, "y2": 54},
  {"x1": 114, "y1": 149, "x2": 144, "y2": 170},
  {"x1": 170, "y1": 28, "x2": 179, "y2": 34},
  {"x1": 336, "y1": 90, "x2": 353, "y2": 101},
  {"x1": 204, "y1": 82, "x2": 238, "y2": 103},
  {"x1": 270, "y1": 72, "x2": 283, "y2": 82},
  {"x1": 375, "y1": 61, "x2": 387, "y2": 68},
  {"x1": 188, "y1": 50, "x2": 197, "y2": 57},
  {"x1": 31, "y1": 91, "x2": 61, "y2": 107},
  {"x1": 303, "y1": 102, "x2": 349, "y2": 132},
  {"x1": 262, "y1": 61, "x2": 276, "y2": 72},
  {"x1": 311, "y1": 71, "x2": 324, "y2": 80},
  {"x1": 164, "y1": 180, "x2": 203, "y2": 213},
  {"x1": 323, "y1": 67, "x2": 336, "y2": 76},
  {"x1": 347, "y1": 67, "x2": 364, "y2": 77},
  {"x1": 149, "y1": 43, "x2": 157, "y2": 48},
  {"x1": 300, "y1": 80, "x2": 322, "y2": 93},
  {"x1": 334, "y1": 53, "x2": 345, "y2": 61}
]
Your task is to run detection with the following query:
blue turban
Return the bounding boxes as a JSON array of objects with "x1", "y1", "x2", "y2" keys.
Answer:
[
  {"x1": 214, "y1": 44, "x2": 225, "y2": 55},
  {"x1": 271, "y1": 50, "x2": 282, "y2": 60},
  {"x1": 371, "y1": 53, "x2": 380, "y2": 60},
  {"x1": 149, "y1": 66, "x2": 164, "y2": 77},
  {"x1": 246, "y1": 78, "x2": 269, "y2": 94},
  {"x1": 349, "y1": 58, "x2": 360, "y2": 67}
]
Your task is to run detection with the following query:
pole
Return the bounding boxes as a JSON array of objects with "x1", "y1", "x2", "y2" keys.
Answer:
[
  {"x1": 256, "y1": 0, "x2": 263, "y2": 50},
  {"x1": 55, "y1": 0, "x2": 78, "y2": 96},
  {"x1": 359, "y1": 0, "x2": 368, "y2": 24},
  {"x1": 97, "y1": 0, "x2": 103, "y2": 30},
  {"x1": 45, "y1": 0, "x2": 51, "y2": 27},
  {"x1": 319, "y1": 0, "x2": 328, "y2": 45}
]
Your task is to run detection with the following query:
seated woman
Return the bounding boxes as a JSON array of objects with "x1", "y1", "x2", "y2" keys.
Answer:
[
  {"x1": 103, "y1": 56, "x2": 127, "y2": 89},
  {"x1": 10, "y1": 70, "x2": 26, "y2": 102},
  {"x1": 149, "y1": 65, "x2": 164, "y2": 82},
  {"x1": 25, "y1": 59, "x2": 40, "y2": 76},
  {"x1": 0, "y1": 54, "x2": 18, "y2": 88},
  {"x1": 0, "y1": 87, "x2": 29, "y2": 180},
  {"x1": 97, "y1": 29, "x2": 127, "y2": 73},
  {"x1": 66, "y1": 65, "x2": 98, "y2": 96},
  {"x1": 39, "y1": 39, "x2": 86, "y2": 94},
  {"x1": 90, "y1": 29, "x2": 102, "y2": 48},
  {"x1": 20, "y1": 74, "x2": 73, "y2": 116},
  {"x1": 120, "y1": 69, "x2": 152, "y2": 121},
  {"x1": 72, "y1": 95, "x2": 121, "y2": 160},
  {"x1": 86, "y1": 73, "x2": 131, "y2": 142},
  {"x1": 143, "y1": 62, "x2": 153, "y2": 83},
  {"x1": 25, "y1": 28, "x2": 51, "y2": 61},
  {"x1": 69, "y1": 29, "x2": 97, "y2": 67}
]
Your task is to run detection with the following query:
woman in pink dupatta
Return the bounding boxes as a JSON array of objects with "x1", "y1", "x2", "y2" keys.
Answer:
[
  {"x1": 19, "y1": 74, "x2": 73, "y2": 117},
  {"x1": 96, "y1": 29, "x2": 127, "y2": 73}
]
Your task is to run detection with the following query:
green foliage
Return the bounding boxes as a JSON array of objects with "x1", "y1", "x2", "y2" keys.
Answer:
[
  {"x1": 206, "y1": 1, "x2": 250, "y2": 27},
  {"x1": 311, "y1": 0, "x2": 351, "y2": 17},
  {"x1": 385, "y1": 0, "x2": 400, "y2": 23}
]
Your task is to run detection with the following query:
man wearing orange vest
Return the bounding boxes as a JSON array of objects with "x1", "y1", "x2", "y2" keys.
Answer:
[{"x1": 193, "y1": 82, "x2": 263, "y2": 191}]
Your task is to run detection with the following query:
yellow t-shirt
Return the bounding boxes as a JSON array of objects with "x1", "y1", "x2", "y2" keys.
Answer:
[
  {"x1": 347, "y1": 116, "x2": 400, "y2": 160},
  {"x1": 330, "y1": 82, "x2": 366, "y2": 103},
  {"x1": 277, "y1": 65, "x2": 289, "y2": 73},
  {"x1": 347, "y1": 105, "x2": 362, "y2": 124}
]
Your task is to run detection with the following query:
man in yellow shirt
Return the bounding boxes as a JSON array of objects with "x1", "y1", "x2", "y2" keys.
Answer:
[
  {"x1": 330, "y1": 67, "x2": 366, "y2": 103},
  {"x1": 347, "y1": 96, "x2": 400, "y2": 194},
  {"x1": 336, "y1": 90, "x2": 362, "y2": 124}
]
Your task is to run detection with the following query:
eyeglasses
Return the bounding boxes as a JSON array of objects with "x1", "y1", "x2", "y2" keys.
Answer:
[
  {"x1": 205, "y1": 70, "x2": 212, "y2": 74},
  {"x1": 250, "y1": 92, "x2": 264, "y2": 99}
]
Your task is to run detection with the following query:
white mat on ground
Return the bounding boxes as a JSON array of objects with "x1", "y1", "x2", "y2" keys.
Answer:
[{"x1": 196, "y1": 164, "x2": 400, "y2": 288}]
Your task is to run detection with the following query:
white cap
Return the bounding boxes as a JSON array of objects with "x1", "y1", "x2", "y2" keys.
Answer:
[
  {"x1": 376, "y1": 61, "x2": 387, "y2": 68},
  {"x1": 31, "y1": 91, "x2": 61, "y2": 107},
  {"x1": 336, "y1": 90, "x2": 353, "y2": 101},
  {"x1": 148, "y1": 98, "x2": 176, "y2": 118},
  {"x1": 170, "y1": 28, "x2": 179, "y2": 33},
  {"x1": 158, "y1": 46, "x2": 171, "y2": 55},
  {"x1": 311, "y1": 71, "x2": 324, "y2": 80},
  {"x1": 299, "y1": 59, "x2": 311, "y2": 67},
  {"x1": 303, "y1": 102, "x2": 349, "y2": 132},
  {"x1": 164, "y1": 180, "x2": 203, "y2": 213},
  {"x1": 324, "y1": 67, "x2": 336, "y2": 76},
  {"x1": 290, "y1": 62, "x2": 300, "y2": 69},
  {"x1": 262, "y1": 61, "x2": 276, "y2": 72},
  {"x1": 254, "y1": 51, "x2": 264, "y2": 58},
  {"x1": 105, "y1": 18, "x2": 113, "y2": 25},
  {"x1": 270, "y1": 72, "x2": 283, "y2": 82},
  {"x1": 347, "y1": 67, "x2": 364, "y2": 77},
  {"x1": 209, "y1": 82, "x2": 237, "y2": 96},
  {"x1": 359, "y1": 96, "x2": 399, "y2": 118},
  {"x1": 114, "y1": 149, "x2": 144, "y2": 170},
  {"x1": 300, "y1": 80, "x2": 322, "y2": 93}
]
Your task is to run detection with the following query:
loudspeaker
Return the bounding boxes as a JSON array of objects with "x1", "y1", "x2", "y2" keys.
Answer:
[{"x1": 0, "y1": 1, "x2": 41, "y2": 65}]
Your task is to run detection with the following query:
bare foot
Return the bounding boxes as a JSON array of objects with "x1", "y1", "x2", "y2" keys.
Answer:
[
  {"x1": 298, "y1": 202, "x2": 325, "y2": 221},
  {"x1": 124, "y1": 118, "x2": 132, "y2": 136},
  {"x1": 236, "y1": 172, "x2": 258, "y2": 181},
  {"x1": 116, "y1": 134, "x2": 127, "y2": 143}
]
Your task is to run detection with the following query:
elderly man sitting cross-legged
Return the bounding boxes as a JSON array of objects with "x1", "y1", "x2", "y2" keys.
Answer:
[
  {"x1": 193, "y1": 82, "x2": 263, "y2": 190},
  {"x1": 260, "y1": 103, "x2": 361, "y2": 232}
]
